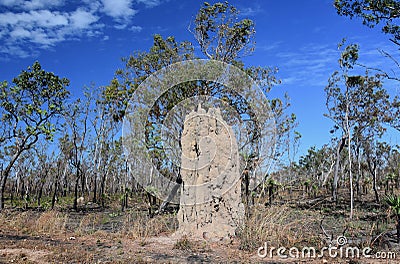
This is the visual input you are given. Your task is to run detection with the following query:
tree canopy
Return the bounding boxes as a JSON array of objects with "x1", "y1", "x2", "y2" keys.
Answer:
[
  {"x1": 0, "y1": 61, "x2": 70, "y2": 209},
  {"x1": 335, "y1": 0, "x2": 400, "y2": 45}
]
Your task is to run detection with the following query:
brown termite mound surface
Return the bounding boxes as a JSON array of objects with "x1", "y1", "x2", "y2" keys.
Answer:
[{"x1": 174, "y1": 104, "x2": 245, "y2": 241}]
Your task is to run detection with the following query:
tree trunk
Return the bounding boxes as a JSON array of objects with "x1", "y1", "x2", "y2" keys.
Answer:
[
  {"x1": 0, "y1": 150, "x2": 25, "y2": 210},
  {"x1": 24, "y1": 184, "x2": 29, "y2": 210},
  {"x1": 37, "y1": 183, "x2": 43, "y2": 208},
  {"x1": 373, "y1": 166, "x2": 380, "y2": 203},
  {"x1": 0, "y1": 173, "x2": 7, "y2": 210},
  {"x1": 21, "y1": 180, "x2": 25, "y2": 200},
  {"x1": 355, "y1": 146, "x2": 362, "y2": 198},
  {"x1": 81, "y1": 171, "x2": 85, "y2": 197},
  {"x1": 268, "y1": 185, "x2": 274, "y2": 205},
  {"x1": 332, "y1": 136, "x2": 346, "y2": 202},
  {"x1": 51, "y1": 164, "x2": 63, "y2": 210},
  {"x1": 0, "y1": 165, "x2": 12, "y2": 210},
  {"x1": 93, "y1": 174, "x2": 97, "y2": 204},
  {"x1": 100, "y1": 171, "x2": 107, "y2": 208},
  {"x1": 10, "y1": 182, "x2": 14, "y2": 207},
  {"x1": 51, "y1": 178, "x2": 58, "y2": 210},
  {"x1": 345, "y1": 111, "x2": 354, "y2": 219},
  {"x1": 73, "y1": 173, "x2": 80, "y2": 211}
]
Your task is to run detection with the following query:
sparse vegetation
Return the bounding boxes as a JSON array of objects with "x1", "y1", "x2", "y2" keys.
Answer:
[
  {"x1": 173, "y1": 235, "x2": 193, "y2": 251},
  {"x1": 0, "y1": 1, "x2": 399, "y2": 263}
]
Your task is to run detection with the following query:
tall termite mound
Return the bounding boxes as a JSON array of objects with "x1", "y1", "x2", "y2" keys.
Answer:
[{"x1": 175, "y1": 104, "x2": 244, "y2": 240}]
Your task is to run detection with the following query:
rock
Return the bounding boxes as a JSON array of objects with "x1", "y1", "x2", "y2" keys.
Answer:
[{"x1": 77, "y1": 197, "x2": 84, "y2": 206}]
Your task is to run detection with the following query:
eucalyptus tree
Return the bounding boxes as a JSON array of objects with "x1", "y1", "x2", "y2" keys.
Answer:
[
  {"x1": 391, "y1": 97, "x2": 400, "y2": 132},
  {"x1": 334, "y1": 0, "x2": 400, "y2": 117},
  {"x1": 334, "y1": 0, "x2": 400, "y2": 46},
  {"x1": 34, "y1": 143, "x2": 52, "y2": 208},
  {"x1": 325, "y1": 43, "x2": 392, "y2": 216},
  {"x1": 388, "y1": 147, "x2": 400, "y2": 189},
  {"x1": 62, "y1": 96, "x2": 91, "y2": 211},
  {"x1": 334, "y1": 0, "x2": 400, "y2": 128},
  {"x1": 193, "y1": 1, "x2": 255, "y2": 62},
  {"x1": 51, "y1": 156, "x2": 67, "y2": 209},
  {"x1": 298, "y1": 145, "x2": 336, "y2": 190},
  {"x1": 103, "y1": 34, "x2": 194, "y2": 124},
  {"x1": 90, "y1": 87, "x2": 116, "y2": 204},
  {"x1": 0, "y1": 62, "x2": 69, "y2": 210},
  {"x1": 362, "y1": 137, "x2": 392, "y2": 203}
]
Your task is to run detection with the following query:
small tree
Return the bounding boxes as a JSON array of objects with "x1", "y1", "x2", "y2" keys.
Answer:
[
  {"x1": 0, "y1": 62, "x2": 69, "y2": 210},
  {"x1": 62, "y1": 96, "x2": 91, "y2": 211},
  {"x1": 325, "y1": 42, "x2": 392, "y2": 217},
  {"x1": 385, "y1": 194, "x2": 400, "y2": 243}
]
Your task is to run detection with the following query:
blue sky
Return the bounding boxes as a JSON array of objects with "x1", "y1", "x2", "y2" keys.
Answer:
[{"x1": 0, "y1": 0, "x2": 399, "y2": 159}]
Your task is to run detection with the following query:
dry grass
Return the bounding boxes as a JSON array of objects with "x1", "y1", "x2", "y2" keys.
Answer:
[
  {"x1": 119, "y1": 211, "x2": 178, "y2": 240},
  {"x1": 34, "y1": 211, "x2": 67, "y2": 235},
  {"x1": 173, "y1": 235, "x2": 193, "y2": 251},
  {"x1": 76, "y1": 212, "x2": 103, "y2": 235},
  {"x1": 1, "y1": 211, "x2": 41, "y2": 235},
  {"x1": 0, "y1": 199, "x2": 398, "y2": 263},
  {"x1": 0, "y1": 210, "x2": 67, "y2": 236},
  {"x1": 238, "y1": 203, "x2": 321, "y2": 251}
]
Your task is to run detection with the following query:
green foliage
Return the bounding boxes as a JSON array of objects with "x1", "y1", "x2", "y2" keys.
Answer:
[
  {"x1": 335, "y1": 0, "x2": 400, "y2": 45},
  {"x1": 334, "y1": 2, "x2": 400, "y2": 134},
  {"x1": 194, "y1": 2, "x2": 255, "y2": 61},
  {"x1": 391, "y1": 95, "x2": 400, "y2": 132},
  {"x1": 0, "y1": 61, "x2": 70, "y2": 147},
  {"x1": 0, "y1": 61, "x2": 70, "y2": 209},
  {"x1": 102, "y1": 34, "x2": 194, "y2": 122},
  {"x1": 385, "y1": 194, "x2": 400, "y2": 216},
  {"x1": 144, "y1": 186, "x2": 159, "y2": 197},
  {"x1": 299, "y1": 146, "x2": 327, "y2": 170},
  {"x1": 325, "y1": 42, "x2": 392, "y2": 139},
  {"x1": 266, "y1": 178, "x2": 280, "y2": 187},
  {"x1": 338, "y1": 40, "x2": 359, "y2": 69}
]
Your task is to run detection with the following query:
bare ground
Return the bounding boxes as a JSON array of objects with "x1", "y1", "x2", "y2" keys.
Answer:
[
  {"x1": 0, "y1": 198, "x2": 399, "y2": 263},
  {"x1": 1, "y1": 231, "x2": 394, "y2": 264},
  {"x1": 0, "y1": 231, "x2": 397, "y2": 264}
]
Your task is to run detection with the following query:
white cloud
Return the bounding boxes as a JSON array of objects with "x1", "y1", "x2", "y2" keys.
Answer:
[
  {"x1": 30, "y1": 28, "x2": 57, "y2": 45},
  {"x1": 274, "y1": 41, "x2": 400, "y2": 88},
  {"x1": 136, "y1": 0, "x2": 162, "y2": 8},
  {"x1": 0, "y1": 45, "x2": 33, "y2": 58},
  {"x1": 0, "y1": 10, "x2": 74, "y2": 29},
  {"x1": 0, "y1": 1, "x2": 143, "y2": 58},
  {"x1": 259, "y1": 41, "x2": 282, "y2": 52},
  {"x1": 274, "y1": 44, "x2": 339, "y2": 87},
  {"x1": 114, "y1": 24, "x2": 127, "y2": 30},
  {"x1": 9, "y1": 27, "x2": 31, "y2": 39},
  {"x1": 101, "y1": 0, "x2": 137, "y2": 19},
  {"x1": 240, "y1": 5, "x2": 262, "y2": 17},
  {"x1": 0, "y1": 9, "x2": 100, "y2": 55},
  {"x1": 82, "y1": 0, "x2": 103, "y2": 12},
  {"x1": 70, "y1": 8, "x2": 99, "y2": 29},
  {"x1": 0, "y1": 0, "x2": 64, "y2": 10},
  {"x1": 130, "y1": 25, "x2": 142, "y2": 32}
]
